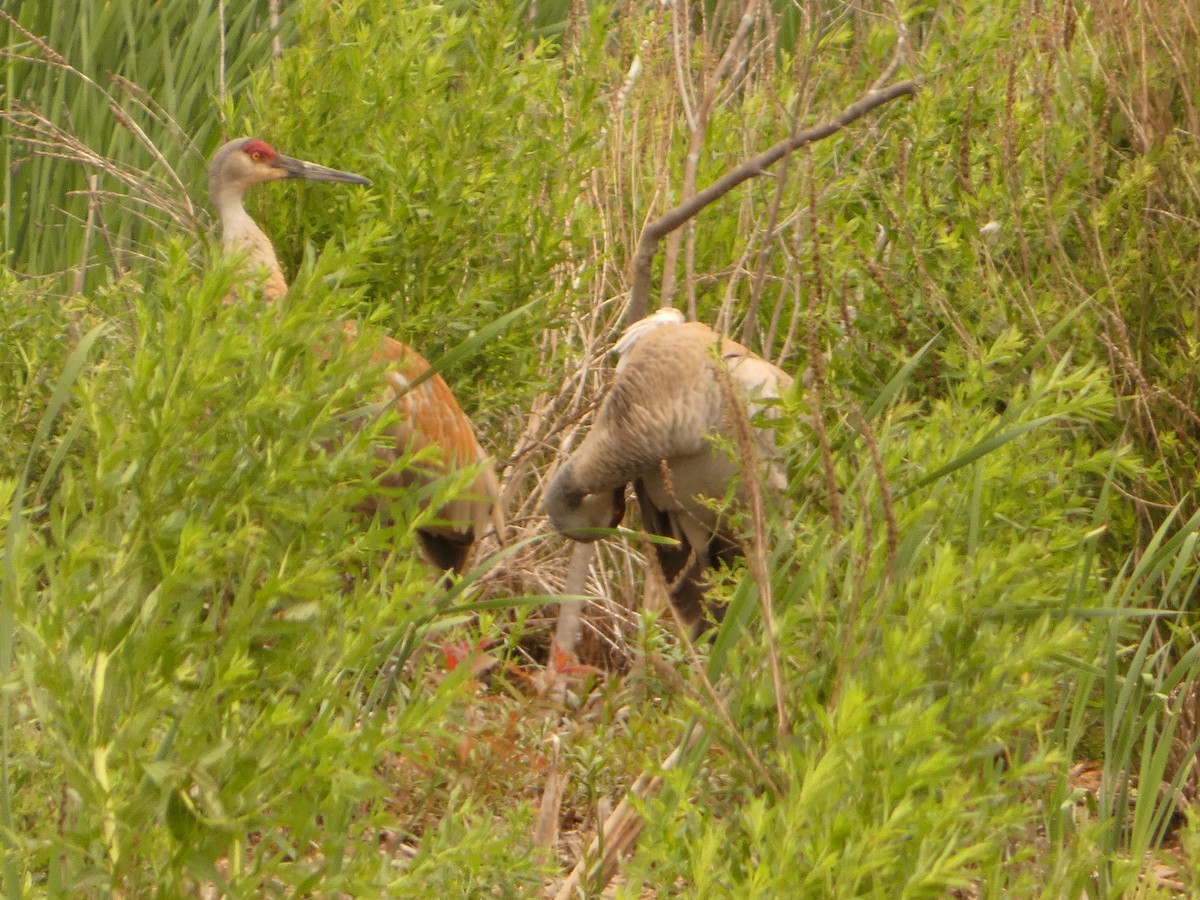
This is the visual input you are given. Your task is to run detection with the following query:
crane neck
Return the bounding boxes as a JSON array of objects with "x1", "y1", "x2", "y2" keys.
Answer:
[{"x1": 213, "y1": 185, "x2": 288, "y2": 302}]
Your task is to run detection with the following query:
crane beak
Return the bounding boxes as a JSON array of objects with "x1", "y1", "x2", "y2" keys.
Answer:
[{"x1": 277, "y1": 154, "x2": 371, "y2": 186}]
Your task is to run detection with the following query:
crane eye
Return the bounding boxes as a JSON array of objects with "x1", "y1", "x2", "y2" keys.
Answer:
[{"x1": 250, "y1": 151, "x2": 263, "y2": 162}]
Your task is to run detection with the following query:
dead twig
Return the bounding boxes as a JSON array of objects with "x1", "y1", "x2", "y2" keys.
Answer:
[
  {"x1": 552, "y1": 725, "x2": 705, "y2": 899},
  {"x1": 713, "y1": 361, "x2": 789, "y2": 743},
  {"x1": 625, "y1": 76, "x2": 919, "y2": 325},
  {"x1": 532, "y1": 733, "x2": 567, "y2": 864}
]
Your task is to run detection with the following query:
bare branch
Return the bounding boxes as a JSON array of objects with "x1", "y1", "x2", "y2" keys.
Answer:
[{"x1": 625, "y1": 77, "x2": 919, "y2": 325}]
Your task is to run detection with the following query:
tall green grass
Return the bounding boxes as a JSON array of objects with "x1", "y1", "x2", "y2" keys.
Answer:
[
  {"x1": 1, "y1": 234, "x2": 545, "y2": 892},
  {"x1": 3, "y1": 0, "x2": 1200, "y2": 894},
  {"x1": 612, "y1": 323, "x2": 1137, "y2": 895},
  {"x1": 2, "y1": 0, "x2": 283, "y2": 290},
  {"x1": 241, "y1": 0, "x2": 606, "y2": 431}
]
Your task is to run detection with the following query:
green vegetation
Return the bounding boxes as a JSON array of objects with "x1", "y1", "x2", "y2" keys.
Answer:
[{"x1": 3, "y1": 0, "x2": 1199, "y2": 895}]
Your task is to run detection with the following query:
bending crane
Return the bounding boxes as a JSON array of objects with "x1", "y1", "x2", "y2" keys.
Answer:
[
  {"x1": 209, "y1": 137, "x2": 501, "y2": 573},
  {"x1": 544, "y1": 309, "x2": 792, "y2": 632}
]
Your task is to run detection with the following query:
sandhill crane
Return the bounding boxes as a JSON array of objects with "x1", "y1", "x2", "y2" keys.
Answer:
[
  {"x1": 209, "y1": 137, "x2": 501, "y2": 573},
  {"x1": 544, "y1": 308, "x2": 792, "y2": 632}
]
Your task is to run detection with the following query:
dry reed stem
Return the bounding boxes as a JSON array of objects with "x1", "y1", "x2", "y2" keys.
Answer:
[
  {"x1": 640, "y1": 530, "x2": 778, "y2": 790},
  {"x1": 552, "y1": 725, "x2": 705, "y2": 899},
  {"x1": 760, "y1": 220, "x2": 798, "y2": 356},
  {"x1": 0, "y1": 8, "x2": 72, "y2": 71},
  {"x1": 105, "y1": 102, "x2": 196, "y2": 222},
  {"x1": 533, "y1": 733, "x2": 567, "y2": 863},
  {"x1": 268, "y1": 0, "x2": 282, "y2": 59},
  {"x1": 624, "y1": 15, "x2": 918, "y2": 326},
  {"x1": 5, "y1": 102, "x2": 203, "y2": 235},
  {"x1": 73, "y1": 173, "x2": 99, "y2": 295},
  {"x1": 217, "y1": 0, "x2": 228, "y2": 129},
  {"x1": 713, "y1": 362, "x2": 788, "y2": 742},
  {"x1": 108, "y1": 75, "x2": 204, "y2": 175},
  {"x1": 713, "y1": 216, "x2": 764, "y2": 336},
  {"x1": 773, "y1": 209, "x2": 805, "y2": 364},
  {"x1": 740, "y1": 110, "x2": 795, "y2": 347},
  {"x1": 804, "y1": 152, "x2": 843, "y2": 533},
  {"x1": 660, "y1": 0, "x2": 761, "y2": 315}
]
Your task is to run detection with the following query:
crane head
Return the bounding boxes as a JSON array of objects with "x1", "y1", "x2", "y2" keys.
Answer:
[
  {"x1": 208, "y1": 137, "x2": 371, "y2": 204},
  {"x1": 544, "y1": 463, "x2": 627, "y2": 543}
]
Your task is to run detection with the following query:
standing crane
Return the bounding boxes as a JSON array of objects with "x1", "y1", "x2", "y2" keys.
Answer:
[
  {"x1": 209, "y1": 137, "x2": 502, "y2": 573},
  {"x1": 544, "y1": 308, "x2": 792, "y2": 632}
]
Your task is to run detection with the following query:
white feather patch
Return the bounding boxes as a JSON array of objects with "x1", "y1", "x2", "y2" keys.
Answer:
[{"x1": 613, "y1": 307, "x2": 686, "y2": 370}]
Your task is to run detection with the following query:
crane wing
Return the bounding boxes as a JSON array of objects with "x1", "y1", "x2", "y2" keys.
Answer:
[{"x1": 346, "y1": 325, "x2": 502, "y2": 572}]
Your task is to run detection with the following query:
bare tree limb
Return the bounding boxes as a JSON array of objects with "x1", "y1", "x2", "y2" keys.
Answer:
[{"x1": 625, "y1": 77, "x2": 919, "y2": 326}]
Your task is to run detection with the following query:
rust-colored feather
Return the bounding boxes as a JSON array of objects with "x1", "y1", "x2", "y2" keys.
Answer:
[
  {"x1": 374, "y1": 336, "x2": 486, "y2": 469},
  {"x1": 346, "y1": 325, "x2": 503, "y2": 574}
]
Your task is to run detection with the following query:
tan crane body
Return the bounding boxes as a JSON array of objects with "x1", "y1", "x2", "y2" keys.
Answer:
[
  {"x1": 209, "y1": 137, "x2": 500, "y2": 574},
  {"x1": 544, "y1": 309, "x2": 792, "y2": 631}
]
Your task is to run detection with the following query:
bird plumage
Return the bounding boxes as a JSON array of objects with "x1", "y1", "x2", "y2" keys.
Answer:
[
  {"x1": 209, "y1": 137, "x2": 501, "y2": 574},
  {"x1": 544, "y1": 313, "x2": 792, "y2": 630},
  {"x1": 365, "y1": 327, "x2": 504, "y2": 572}
]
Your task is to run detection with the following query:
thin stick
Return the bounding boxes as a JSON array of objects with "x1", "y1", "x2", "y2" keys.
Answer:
[
  {"x1": 269, "y1": 0, "x2": 282, "y2": 59},
  {"x1": 218, "y1": 0, "x2": 227, "y2": 128},
  {"x1": 532, "y1": 733, "x2": 567, "y2": 864},
  {"x1": 661, "y1": 0, "x2": 761, "y2": 314},
  {"x1": 713, "y1": 363, "x2": 789, "y2": 742},
  {"x1": 625, "y1": 77, "x2": 918, "y2": 324},
  {"x1": 72, "y1": 173, "x2": 98, "y2": 295},
  {"x1": 552, "y1": 725, "x2": 705, "y2": 899}
]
